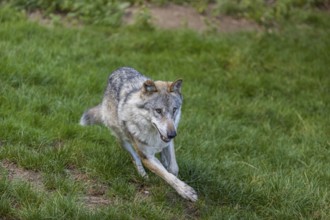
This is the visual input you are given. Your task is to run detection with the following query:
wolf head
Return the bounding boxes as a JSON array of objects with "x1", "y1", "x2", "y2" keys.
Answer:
[{"x1": 141, "y1": 79, "x2": 183, "y2": 143}]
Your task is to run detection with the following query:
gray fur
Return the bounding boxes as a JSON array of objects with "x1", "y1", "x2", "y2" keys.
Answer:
[
  {"x1": 80, "y1": 105, "x2": 102, "y2": 125},
  {"x1": 80, "y1": 67, "x2": 197, "y2": 202}
]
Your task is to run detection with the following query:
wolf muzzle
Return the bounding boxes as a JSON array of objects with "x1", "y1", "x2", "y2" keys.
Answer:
[{"x1": 153, "y1": 123, "x2": 177, "y2": 143}]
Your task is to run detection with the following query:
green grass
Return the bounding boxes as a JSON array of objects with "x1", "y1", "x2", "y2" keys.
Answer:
[{"x1": 1, "y1": 6, "x2": 330, "y2": 219}]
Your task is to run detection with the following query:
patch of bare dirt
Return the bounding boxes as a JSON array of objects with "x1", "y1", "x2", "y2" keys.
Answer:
[
  {"x1": 149, "y1": 4, "x2": 206, "y2": 31},
  {"x1": 28, "y1": 10, "x2": 51, "y2": 26},
  {"x1": 67, "y1": 167, "x2": 111, "y2": 209},
  {"x1": 212, "y1": 16, "x2": 260, "y2": 32},
  {"x1": 1, "y1": 160, "x2": 111, "y2": 209},
  {"x1": 28, "y1": 3, "x2": 260, "y2": 32},
  {"x1": 28, "y1": 10, "x2": 83, "y2": 28},
  {"x1": 124, "y1": 3, "x2": 260, "y2": 32},
  {"x1": 80, "y1": 195, "x2": 112, "y2": 209},
  {"x1": 1, "y1": 160, "x2": 154, "y2": 209},
  {"x1": 1, "y1": 160, "x2": 45, "y2": 191}
]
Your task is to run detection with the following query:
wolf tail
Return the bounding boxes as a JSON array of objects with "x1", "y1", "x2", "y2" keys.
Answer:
[{"x1": 80, "y1": 105, "x2": 103, "y2": 126}]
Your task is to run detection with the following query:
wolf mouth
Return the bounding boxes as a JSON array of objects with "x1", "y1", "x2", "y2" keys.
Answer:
[
  {"x1": 160, "y1": 135, "x2": 171, "y2": 143},
  {"x1": 152, "y1": 123, "x2": 171, "y2": 143}
]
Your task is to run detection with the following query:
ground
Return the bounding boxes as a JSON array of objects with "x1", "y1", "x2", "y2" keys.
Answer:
[
  {"x1": 125, "y1": 4, "x2": 260, "y2": 32},
  {"x1": 2, "y1": 159, "x2": 111, "y2": 210},
  {"x1": 29, "y1": 3, "x2": 260, "y2": 32},
  {"x1": 1, "y1": 2, "x2": 329, "y2": 219},
  {"x1": 3, "y1": 3, "x2": 260, "y2": 210}
]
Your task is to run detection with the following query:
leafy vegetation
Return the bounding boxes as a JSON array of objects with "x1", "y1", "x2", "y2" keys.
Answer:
[
  {"x1": 3, "y1": 0, "x2": 330, "y2": 26},
  {"x1": 0, "y1": 1, "x2": 330, "y2": 219},
  {"x1": 216, "y1": 0, "x2": 330, "y2": 26}
]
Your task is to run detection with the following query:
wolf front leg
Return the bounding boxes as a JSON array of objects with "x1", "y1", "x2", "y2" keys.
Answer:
[
  {"x1": 120, "y1": 141, "x2": 148, "y2": 177},
  {"x1": 141, "y1": 154, "x2": 197, "y2": 202},
  {"x1": 161, "y1": 141, "x2": 179, "y2": 176}
]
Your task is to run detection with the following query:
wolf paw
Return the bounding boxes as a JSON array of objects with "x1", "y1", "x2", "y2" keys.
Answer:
[
  {"x1": 135, "y1": 163, "x2": 148, "y2": 178},
  {"x1": 178, "y1": 184, "x2": 198, "y2": 202}
]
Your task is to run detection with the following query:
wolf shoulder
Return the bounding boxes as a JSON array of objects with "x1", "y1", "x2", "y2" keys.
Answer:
[
  {"x1": 105, "y1": 67, "x2": 148, "y2": 101},
  {"x1": 108, "y1": 67, "x2": 147, "y2": 88}
]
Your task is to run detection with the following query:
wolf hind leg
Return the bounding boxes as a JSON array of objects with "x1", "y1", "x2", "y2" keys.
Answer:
[
  {"x1": 121, "y1": 141, "x2": 148, "y2": 177},
  {"x1": 80, "y1": 105, "x2": 102, "y2": 126}
]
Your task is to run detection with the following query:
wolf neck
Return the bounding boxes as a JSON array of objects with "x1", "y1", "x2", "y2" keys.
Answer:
[{"x1": 123, "y1": 117, "x2": 169, "y2": 151}]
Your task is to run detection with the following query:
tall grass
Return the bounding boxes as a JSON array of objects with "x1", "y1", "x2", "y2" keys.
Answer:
[{"x1": 0, "y1": 5, "x2": 330, "y2": 219}]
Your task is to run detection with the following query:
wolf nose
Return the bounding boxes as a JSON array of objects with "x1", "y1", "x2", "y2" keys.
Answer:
[{"x1": 167, "y1": 131, "x2": 177, "y2": 139}]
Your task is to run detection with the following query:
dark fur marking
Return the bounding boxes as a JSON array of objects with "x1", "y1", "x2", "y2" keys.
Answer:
[
  {"x1": 123, "y1": 87, "x2": 140, "y2": 104},
  {"x1": 135, "y1": 136, "x2": 148, "y2": 146},
  {"x1": 136, "y1": 102, "x2": 147, "y2": 109},
  {"x1": 108, "y1": 67, "x2": 146, "y2": 102}
]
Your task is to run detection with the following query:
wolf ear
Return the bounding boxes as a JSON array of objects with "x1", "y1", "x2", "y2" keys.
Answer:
[
  {"x1": 143, "y1": 80, "x2": 157, "y2": 93},
  {"x1": 170, "y1": 79, "x2": 183, "y2": 93}
]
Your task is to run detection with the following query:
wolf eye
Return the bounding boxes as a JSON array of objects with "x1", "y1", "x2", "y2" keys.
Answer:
[
  {"x1": 155, "y1": 108, "x2": 162, "y2": 114},
  {"x1": 173, "y1": 107, "x2": 177, "y2": 114}
]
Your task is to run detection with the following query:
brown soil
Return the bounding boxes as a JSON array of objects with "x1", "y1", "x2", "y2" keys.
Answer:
[
  {"x1": 1, "y1": 160, "x2": 111, "y2": 209},
  {"x1": 2, "y1": 160, "x2": 45, "y2": 191},
  {"x1": 68, "y1": 167, "x2": 111, "y2": 209},
  {"x1": 124, "y1": 4, "x2": 260, "y2": 32},
  {"x1": 28, "y1": 3, "x2": 260, "y2": 32}
]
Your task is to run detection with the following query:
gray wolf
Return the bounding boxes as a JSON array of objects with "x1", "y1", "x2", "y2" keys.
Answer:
[{"x1": 80, "y1": 67, "x2": 197, "y2": 202}]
